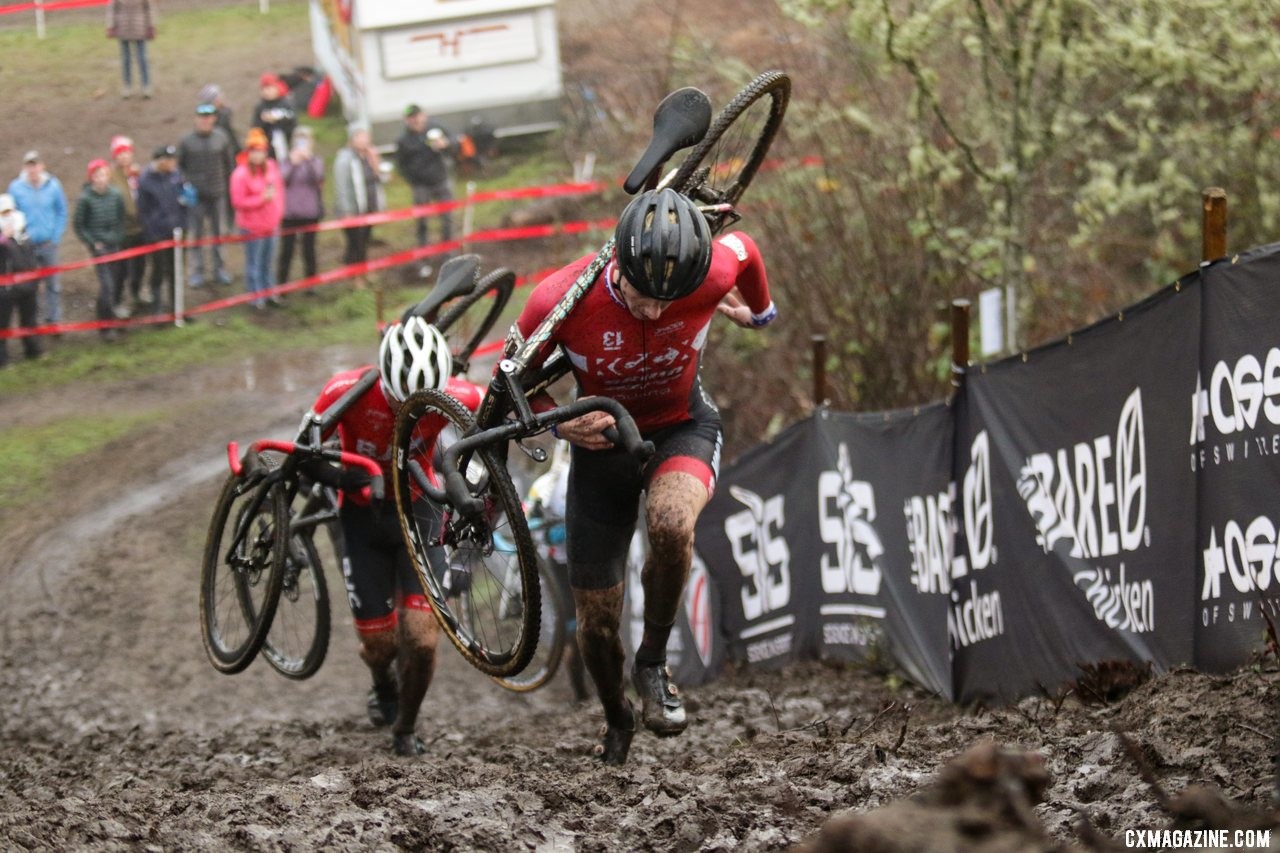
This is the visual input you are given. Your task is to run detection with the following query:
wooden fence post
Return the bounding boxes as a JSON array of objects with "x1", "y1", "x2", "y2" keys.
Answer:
[
  {"x1": 811, "y1": 334, "x2": 827, "y2": 408},
  {"x1": 1202, "y1": 187, "x2": 1227, "y2": 263},
  {"x1": 951, "y1": 299, "x2": 970, "y2": 390}
]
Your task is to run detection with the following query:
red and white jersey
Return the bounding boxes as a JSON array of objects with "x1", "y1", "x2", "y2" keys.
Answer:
[
  {"x1": 311, "y1": 367, "x2": 484, "y2": 503},
  {"x1": 516, "y1": 232, "x2": 772, "y2": 433}
]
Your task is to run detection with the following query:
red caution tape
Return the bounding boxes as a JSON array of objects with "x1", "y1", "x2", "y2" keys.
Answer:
[{"x1": 0, "y1": 0, "x2": 107, "y2": 15}]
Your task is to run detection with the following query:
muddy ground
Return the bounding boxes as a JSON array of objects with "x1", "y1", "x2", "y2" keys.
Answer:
[
  {"x1": 4, "y1": 1, "x2": 1280, "y2": 851},
  {"x1": 2, "y1": 347, "x2": 1280, "y2": 852}
]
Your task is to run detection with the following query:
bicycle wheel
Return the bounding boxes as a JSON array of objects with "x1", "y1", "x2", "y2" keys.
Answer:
[
  {"x1": 392, "y1": 388, "x2": 541, "y2": 677},
  {"x1": 490, "y1": 558, "x2": 567, "y2": 692},
  {"x1": 259, "y1": 501, "x2": 335, "y2": 680},
  {"x1": 199, "y1": 465, "x2": 288, "y2": 674},
  {"x1": 667, "y1": 70, "x2": 791, "y2": 234},
  {"x1": 434, "y1": 267, "x2": 517, "y2": 374}
]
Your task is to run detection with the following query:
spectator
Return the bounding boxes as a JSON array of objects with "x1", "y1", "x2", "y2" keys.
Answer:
[
  {"x1": 178, "y1": 102, "x2": 236, "y2": 287},
  {"x1": 136, "y1": 145, "x2": 187, "y2": 312},
  {"x1": 0, "y1": 193, "x2": 42, "y2": 366},
  {"x1": 277, "y1": 127, "x2": 324, "y2": 286},
  {"x1": 107, "y1": 135, "x2": 144, "y2": 317},
  {"x1": 395, "y1": 104, "x2": 455, "y2": 278},
  {"x1": 333, "y1": 122, "x2": 384, "y2": 266},
  {"x1": 74, "y1": 160, "x2": 125, "y2": 340},
  {"x1": 252, "y1": 73, "x2": 297, "y2": 162},
  {"x1": 106, "y1": 0, "x2": 155, "y2": 99},
  {"x1": 197, "y1": 83, "x2": 241, "y2": 158},
  {"x1": 8, "y1": 151, "x2": 68, "y2": 326},
  {"x1": 229, "y1": 129, "x2": 284, "y2": 309}
]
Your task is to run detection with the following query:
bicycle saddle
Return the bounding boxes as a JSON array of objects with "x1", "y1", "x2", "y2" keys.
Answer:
[
  {"x1": 401, "y1": 254, "x2": 482, "y2": 323},
  {"x1": 623, "y1": 87, "x2": 712, "y2": 194}
]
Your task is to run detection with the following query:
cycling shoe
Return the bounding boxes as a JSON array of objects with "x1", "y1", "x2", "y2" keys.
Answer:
[
  {"x1": 392, "y1": 733, "x2": 427, "y2": 757},
  {"x1": 632, "y1": 661, "x2": 687, "y2": 736},
  {"x1": 366, "y1": 683, "x2": 398, "y2": 728}
]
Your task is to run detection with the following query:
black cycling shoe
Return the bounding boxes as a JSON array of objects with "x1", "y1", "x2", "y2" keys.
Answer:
[
  {"x1": 593, "y1": 701, "x2": 636, "y2": 766},
  {"x1": 632, "y1": 661, "x2": 687, "y2": 736},
  {"x1": 392, "y1": 732, "x2": 427, "y2": 757},
  {"x1": 366, "y1": 683, "x2": 398, "y2": 728}
]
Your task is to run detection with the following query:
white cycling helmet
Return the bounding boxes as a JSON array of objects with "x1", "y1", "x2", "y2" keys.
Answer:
[{"x1": 378, "y1": 317, "x2": 452, "y2": 403}]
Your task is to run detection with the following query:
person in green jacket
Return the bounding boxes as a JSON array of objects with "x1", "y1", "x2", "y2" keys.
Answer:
[{"x1": 75, "y1": 159, "x2": 126, "y2": 339}]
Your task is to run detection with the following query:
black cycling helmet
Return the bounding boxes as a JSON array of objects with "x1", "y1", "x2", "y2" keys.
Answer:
[{"x1": 615, "y1": 188, "x2": 712, "y2": 301}]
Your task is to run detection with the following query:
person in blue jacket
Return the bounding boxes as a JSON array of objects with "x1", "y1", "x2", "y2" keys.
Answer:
[
  {"x1": 136, "y1": 145, "x2": 190, "y2": 313},
  {"x1": 7, "y1": 151, "x2": 68, "y2": 325}
]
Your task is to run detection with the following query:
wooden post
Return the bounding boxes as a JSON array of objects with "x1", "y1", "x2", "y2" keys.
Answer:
[
  {"x1": 811, "y1": 334, "x2": 827, "y2": 408},
  {"x1": 951, "y1": 299, "x2": 970, "y2": 389},
  {"x1": 1202, "y1": 187, "x2": 1227, "y2": 262}
]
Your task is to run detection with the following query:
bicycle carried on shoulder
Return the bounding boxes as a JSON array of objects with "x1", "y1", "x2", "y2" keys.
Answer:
[
  {"x1": 391, "y1": 70, "x2": 791, "y2": 680},
  {"x1": 198, "y1": 256, "x2": 519, "y2": 678}
]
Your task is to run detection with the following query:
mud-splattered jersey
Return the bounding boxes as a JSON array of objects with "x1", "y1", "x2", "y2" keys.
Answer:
[
  {"x1": 516, "y1": 232, "x2": 772, "y2": 433},
  {"x1": 311, "y1": 367, "x2": 484, "y2": 503}
]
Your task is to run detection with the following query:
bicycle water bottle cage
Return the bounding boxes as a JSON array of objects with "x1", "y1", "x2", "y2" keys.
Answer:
[
  {"x1": 401, "y1": 254, "x2": 482, "y2": 323},
  {"x1": 624, "y1": 87, "x2": 712, "y2": 194}
]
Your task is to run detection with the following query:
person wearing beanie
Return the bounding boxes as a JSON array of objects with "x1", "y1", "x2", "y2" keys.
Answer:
[
  {"x1": 277, "y1": 126, "x2": 324, "y2": 286},
  {"x1": 74, "y1": 159, "x2": 126, "y2": 338},
  {"x1": 178, "y1": 102, "x2": 236, "y2": 287},
  {"x1": 198, "y1": 83, "x2": 241, "y2": 158},
  {"x1": 106, "y1": 135, "x2": 145, "y2": 317},
  {"x1": 251, "y1": 73, "x2": 297, "y2": 161},
  {"x1": 106, "y1": 0, "x2": 156, "y2": 99},
  {"x1": 229, "y1": 128, "x2": 284, "y2": 309}
]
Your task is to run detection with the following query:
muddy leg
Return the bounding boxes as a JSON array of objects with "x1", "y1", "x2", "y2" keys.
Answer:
[
  {"x1": 636, "y1": 472, "x2": 709, "y2": 662},
  {"x1": 359, "y1": 627, "x2": 397, "y2": 689},
  {"x1": 393, "y1": 608, "x2": 438, "y2": 737},
  {"x1": 573, "y1": 585, "x2": 633, "y2": 725}
]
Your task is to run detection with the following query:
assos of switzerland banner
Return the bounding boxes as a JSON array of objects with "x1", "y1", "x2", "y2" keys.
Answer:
[
  {"x1": 952, "y1": 278, "x2": 1200, "y2": 703},
  {"x1": 1195, "y1": 242, "x2": 1280, "y2": 670}
]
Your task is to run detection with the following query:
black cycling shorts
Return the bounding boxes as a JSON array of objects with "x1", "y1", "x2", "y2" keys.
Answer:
[
  {"x1": 338, "y1": 499, "x2": 431, "y2": 633},
  {"x1": 565, "y1": 391, "x2": 721, "y2": 591}
]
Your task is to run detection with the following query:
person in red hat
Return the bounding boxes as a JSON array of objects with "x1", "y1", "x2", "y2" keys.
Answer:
[
  {"x1": 106, "y1": 135, "x2": 145, "y2": 316},
  {"x1": 73, "y1": 160, "x2": 125, "y2": 339},
  {"x1": 251, "y1": 73, "x2": 297, "y2": 161},
  {"x1": 229, "y1": 128, "x2": 284, "y2": 309}
]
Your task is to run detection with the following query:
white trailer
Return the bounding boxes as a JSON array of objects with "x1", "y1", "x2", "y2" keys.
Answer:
[{"x1": 309, "y1": 0, "x2": 563, "y2": 143}]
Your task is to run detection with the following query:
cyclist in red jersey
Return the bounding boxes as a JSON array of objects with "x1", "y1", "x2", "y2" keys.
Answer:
[
  {"x1": 307, "y1": 317, "x2": 483, "y2": 757},
  {"x1": 515, "y1": 188, "x2": 777, "y2": 764}
]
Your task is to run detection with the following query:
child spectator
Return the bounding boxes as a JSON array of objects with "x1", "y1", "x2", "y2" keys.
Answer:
[
  {"x1": 107, "y1": 135, "x2": 144, "y2": 318},
  {"x1": 136, "y1": 145, "x2": 188, "y2": 312},
  {"x1": 277, "y1": 126, "x2": 324, "y2": 285},
  {"x1": 252, "y1": 73, "x2": 297, "y2": 162},
  {"x1": 74, "y1": 160, "x2": 125, "y2": 340},
  {"x1": 229, "y1": 129, "x2": 284, "y2": 309},
  {"x1": 0, "y1": 193, "x2": 42, "y2": 366}
]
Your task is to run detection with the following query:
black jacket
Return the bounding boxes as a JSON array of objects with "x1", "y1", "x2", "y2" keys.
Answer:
[
  {"x1": 395, "y1": 125, "x2": 453, "y2": 187},
  {"x1": 137, "y1": 166, "x2": 188, "y2": 242},
  {"x1": 74, "y1": 185, "x2": 125, "y2": 249}
]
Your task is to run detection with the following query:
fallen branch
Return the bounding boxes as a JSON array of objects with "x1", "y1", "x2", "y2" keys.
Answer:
[{"x1": 1116, "y1": 730, "x2": 1171, "y2": 811}]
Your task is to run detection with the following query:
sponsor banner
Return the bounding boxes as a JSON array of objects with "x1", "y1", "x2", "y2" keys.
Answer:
[
  {"x1": 953, "y1": 278, "x2": 1200, "y2": 702},
  {"x1": 696, "y1": 418, "x2": 817, "y2": 668},
  {"x1": 1195, "y1": 242, "x2": 1280, "y2": 670},
  {"x1": 812, "y1": 405, "x2": 954, "y2": 699}
]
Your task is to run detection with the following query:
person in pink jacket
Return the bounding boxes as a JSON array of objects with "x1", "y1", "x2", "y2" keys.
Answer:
[{"x1": 229, "y1": 128, "x2": 284, "y2": 308}]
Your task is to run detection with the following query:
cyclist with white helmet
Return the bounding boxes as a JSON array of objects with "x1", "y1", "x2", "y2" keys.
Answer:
[
  {"x1": 515, "y1": 188, "x2": 777, "y2": 764},
  {"x1": 304, "y1": 316, "x2": 483, "y2": 756}
]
